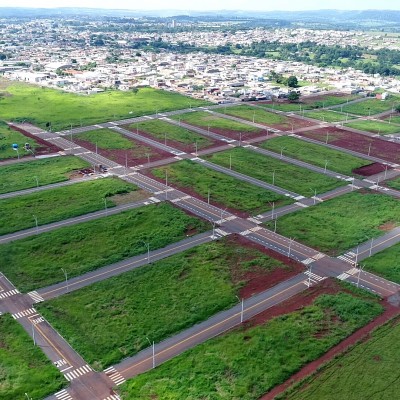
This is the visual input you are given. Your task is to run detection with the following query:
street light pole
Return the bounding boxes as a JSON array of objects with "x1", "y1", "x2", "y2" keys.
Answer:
[
  {"x1": 288, "y1": 238, "x2": 294, "y2": 258},
  {"x1": 61, "y1": 268, "x2": 68, "y2": 293},
  {"x1": 357, "y1": 264, "x2": 364, "y2": 288},
  {"x1": 308, "y1": 263, "x2": 313, "y2": 287},
  {"x1": 369, "y1": 238, "x2": 374, "y2": 257},
  {"x1": 104, "y1": 198, "x2": 108, "y2": 214},
  {"x1": 324, "y1": 159, "x2": 328, "y2": 174},
  {"x1": 34, "y1": 176, "x2": 39, "y2": 188},
  {"x1": 146, "y1": 337, "x2": 155, "y2": 369},
  {"x1": 143, "y1": 242, "x2": 150, "y2": 263},
  {"x1": 236, "y1": 295, "x2": 244, "y2": 323},
  {"x1": 272, "y1": 170, "x2": 275, "y2": 186},
  {"x1": 33, "y1": 214, "x2": 38, "y2": 234},
  {"x1": 229, "y1": 154, "x2": 232, "y2": 170}
]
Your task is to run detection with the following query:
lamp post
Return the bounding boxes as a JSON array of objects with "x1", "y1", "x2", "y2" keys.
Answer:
[
  {"x1": 272, "y1": 170, "x2": 276, "y2": 186},
  {"x1": 369, "y1": 237, "x2": 374, "y2": 257},
  {"x1": 288, "y1": 237, "x2": 294, "y2": 258},
  {"x1": 357, "y1": 264, "x2": 364, "y2": 288},
  {"x1": 324, "y1": 159, "x2": 328, "y2": 174},
  {"x1": 61, "y1": 268, "x2": 69, "y2": 293},
  {"x1": 142, "y1": 242, "x2": 150, "y2": 264},
  {"x1": 33, "y1": 215, "x2": 38, "y2": 234},
  {"x1": 103, "y1": 198, "x2": 108, "y2": 215},
  {"x1": 236, "y1": 295, "x2": 244, "y2": 323},
  {"x1": 34, "y1": 176, "x2": 39, "y2": 188},
  {"x1": 311, "y1": 188, "x2": 317, "y2": 205},
  {"x1": 146, "y1": 337, "x2": 155, "y2": 369}
]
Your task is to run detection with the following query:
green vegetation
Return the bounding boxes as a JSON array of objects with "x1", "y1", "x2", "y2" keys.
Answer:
[
  {"x1": 258, "y1": 102, "x2": 307, "y2": 112},
  {"x1": 267, "y1": 191, "x2": 400, "y2": 255},
  {"x1": 0, "y1": 82, "x2": 209, "y2": 131},
  {"x1": 363, "y1": 242, "x2": 400, "y2": 283},
  {"x1": 386, "y1": 115, "x2": 400, "y2": 124},
  {"x1": 303, "y1": 110, "x2": 348, "y2": 122},
  {"x1": 341, "y1": 99, "x2": 399, "y2": 116},
  {"x1": 0, "y1": 156, "x2": 89, "y2": 194},
  {"x1": 0, "y1": 121, "x2": 39, "y2": 160},
  {"x1": 38, "y1": 239, "x2": 292, "y2": 369},
  {"x1": 0, "y1": 314, "x2": 66, "y2": 400},
  {"x1": 222, "y1": 105, "x2": 289, "y2": 126},
  {"x1": 151, "y1": 160, "x2": 292, "y2": 215},
  {"x1": 0, "y1": 203, "x2": 209, "y2": 292},
  {"x1": 120, "y1": 293, "x2": 382, "y2": 400},
  {"x1": 260, "y1": 136, "x2": 369, "y2": 176},
  {"x1": 0, "y1": 177, "x2": 137, "y2": 235},
  {"x1": 345, "y1": 119, "x2": 400, "y2": 135},
  {"x1": 284, "y1": 317, "x2": 400, "y2": 400},
  {"x1": 204, "y1": 147, "x2": 345, "y2": 197},
  {"x1": 386, "y1": 176, "x2": 400, "y2": 190},
  {"x1": 134, "y1": 119, "x2": 212, "y2": 148},
  {"x1": 171, "y1": 111, "x2": 260, "y2": 132},
  {"x1": 75, "y1": 128, "x2": 133, "y2": 149}
]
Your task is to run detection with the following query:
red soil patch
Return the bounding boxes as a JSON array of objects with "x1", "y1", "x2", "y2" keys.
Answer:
[
  {"x1": 298, "y1": 126, "x2": 400, "y2": 164},
  {"x1": 352, "y1": 162, "x2": 390, "y2": 176},
  {"x1": 73, "y1": 137, "x2": 171, "y2": 167},
  {"x1": 8, "y1": 124, "x2": 61, "y2": 156}
]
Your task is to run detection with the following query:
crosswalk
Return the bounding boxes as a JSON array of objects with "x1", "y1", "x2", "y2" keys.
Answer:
[
  {"x1": 103, "y1": 395, "x2": 121, "y2": 400},
  {"x1": 0, "y1": 288, "x2": 19, "y2": 299},
  {"x1": 303, "y1": 270, "x2": 327, "y2": 287},
  {"x1": 12, "y1": 307, "x2": 37, "y2": 319},
  {"x1": 54, "y1": 389, "x2": 73, "y2": 400},
  {"x1": 213, "y1": 228, "x2": 229, "y2": 239},
  {"x1": 337, "y1": 267, "x2": 360, "y2": 281},
  {"x1": 338, "y1": 251, "x2": 357, "y2": 266},
  {"x1": 64, "y1": 364, "x2": 93, "y2": 381},
  {"x1": 28, "y1": 290, "x2": 45, "y2": 303},
  {"x1": 104, "y1": 366, "x2": 126, "y2": 386}
]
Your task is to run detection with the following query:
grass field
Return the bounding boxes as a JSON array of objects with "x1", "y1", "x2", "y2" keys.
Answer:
[
  {"x1": 385, "y1": 114, "x2": 400, "y2": 124},
  {"x1": 302, "y1": 110, "x2": 348, "y2": 122},
  {"x1": 151, "y1": 160, "x2": 292, "y2": 215},
  {"x1": 341, "y1": 98, "x2": 399, "y2": 116},
  {"x1": 284, "y1": 317, "x2": 400, "y2": 400},
  {"x1": 0, "y1": 177, "x2": 137, "y2": 235},
  {"x1": 75, "y1": 128, "x2": 133, "y2": 149},
  {"x1": 345, "y1": 119, "x2": 400, "y2": 135},
  {"x1": 0, "y1": 81, "x2": 209, "y2": 131},
  {"x1": 266, "y1": 191, "x2": 400, "y2": 255},
  {"x1": 204, "y1": 147, "x2": 345, "y2": 197},
  {"x1": 133, "y1": 119, "x2": 212, "y2": 148},
  {"x1": 0, "y1": 121, "x2": 39, "y2": 160},
  {"x1": 363, "y1": 242, "x2": 400, "y2": 284},
  {"x1": 0, "y1": 203, "x2": 209, "y2": 292},
  {"x1": 222, "y1": 105, "x2": 289, "y2": 126},
  {"x1": 171, "y1": 111, "x2": 261, "y2": 132},
  {"x1": 0, "y1": 155, "x2": 90, "y2": 194},
  {"x1": 119, "y1": 292, "x2": 382, "y2": 400},
  {"x1": 260, "y1": 136, "x2": 370, "y2": 176},
  {"x1": 38, "y1": 239, "x2": 292, "y2": 369},
  {"x1": 0, "y1": 314, "x2": 66, "y2": 400},
  {"x1": 386, "y1": 176, "x2": 400, "y2": 190}
]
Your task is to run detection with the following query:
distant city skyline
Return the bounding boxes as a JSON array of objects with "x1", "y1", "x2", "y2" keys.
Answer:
[{"x1": 1, "y1": 0, "x2": 400, "y2": 10}]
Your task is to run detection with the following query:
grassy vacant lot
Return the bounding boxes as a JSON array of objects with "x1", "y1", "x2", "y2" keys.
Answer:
[
  {"x1": 260, "y1": 136, "x2": 369, "y2": 176},
  {"x1": 38, "y1": 239, "x2": 292, "y2": 369},
  {"x1": 268, "y1": 191, "x2": 400, "y2": 255},
  {"x1": 341, "y1": 98, "x2": 399, "y2": 116},
  {"x1": 284, "y1": 317, "x2": 400, "y2": 400},
  {"x1": 222, "y1": 104, "x2": 289, "y2": 126},
  {"x1": 171, "y1": 111, "x2": 260, "y2": 132},
  {"x1": 134, "y1": 119, "x2": 212, "y2": 148},
  {"x1": 120, "y1": 292, "x2": 382, "y2": 400},
  {"x1": 0, "y1": 121, "x2": 39, "y2": 160},
  {"x1": 345, "y1": 119, "x2": 400, "y2": 135},
  {"x1": 0, "y1": 155, "x2": 89, "y2": 194},
  {"x1": 0, "y1": 81, "x2": 209, "y2": 131},
  {"x1": 151, "y1": 160, "x2": 292, "y2": 215},
  {"x1": 0, "y1": 203, "x2": 209, "y2": 292},
  {"x1": 0, "y1": 177, "x2": 137, "y2": 235},
  {"x1": 204, "y1": 147, "x2": 345, "y2": 197},
  {"x1": 75, "y1": 128, "x2": 133, "y2": 149},
  {"x1": 385, "y1": 114, "x2": 400, "y2": 124},
  {"x1": 386, "y1": 176, "x2": 400, "y2": 190},
  {"x1": 0, "y1": 314, "x2": 66, "y2": 400},
  {"x1": 303, "y1": 110, "x2": 348, "y2": 122},
  {"x1": 363, "y1": 243, "x2": 400, "y2": 283}
]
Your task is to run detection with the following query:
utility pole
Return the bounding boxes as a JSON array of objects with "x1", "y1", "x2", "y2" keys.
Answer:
[
  {"x1": 61, "y1": 268, "x2": 69, "y2": 293},
  {"x1": 146, "y1": 337, "x2": 155, "y2": 369},
  {"x1": 236, "y1": 296, "x2": 244, "y2": 323}
]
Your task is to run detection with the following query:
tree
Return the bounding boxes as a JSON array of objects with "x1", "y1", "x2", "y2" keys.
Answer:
[
  {"x1": 287, "y1": 76, "x2": 298, "y2": 88},
  {"x1": 395, "y1": 104, "x2": 400, "y2": 113},
  {"x1": 288, "y1": 91, "x2": 300, "y2": 102}
]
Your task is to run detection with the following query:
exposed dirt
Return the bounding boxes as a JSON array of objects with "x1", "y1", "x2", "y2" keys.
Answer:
[
  {"x1": 352, "y1": 162, "x2": 391, "y2": 176},
  {"x1": 298, "y1": 126, "x2": 400, "y2": 164},
  {"x1": 8, "y1": 124, "x2": 62, "y2": 156},
  {"x1": 72, "y1": 136, "x2": 171, "y2": 167},
  {"x1": 378, "y1": 221, "x2": 398, "y2": 231},
  {"x1": 257, "y1": 92, "x2": 351, "y2": 107}
]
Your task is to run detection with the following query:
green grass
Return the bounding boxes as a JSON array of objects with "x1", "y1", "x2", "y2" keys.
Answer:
[
  {"x1": 0, "y1": 314, "x2": 66, "y2": 400},
  {"x1": 260, "y1": 136, "x2": 370, "y2": 176},
  {"x1": 134, "y1": 119, "x2": 212, "y2": 149},
  {"x1": 345, "y1": 119, "x2": 400, "y2": 135},
  {"x1": 363, "y1": 242, "x2": 400, "y2": 284},
  {"x1": 386, "y1": 176, "x2": 400, "y2": 190},
  {"x1": 204, "y1": 147, "x2": 345, "y2": 197},
  {"x1": 0, "y1": 156, "x2": 90, "y2": 194},
  {"x1": 0, "y1": 81, "x2": 209, "y2": 131},
  {"x1": 0, "y1": 177, "x2": 137, "y2": 235},
  {"x1": 38, "y1": 238, "x2": 292, "y2": 370},
  {"x1": 0, "y1": 202, "x2": 209, "y2": 292},
  {"x1": 75, "y1": 128, "x2": 134, "y2": 149},
  {"x1": 119, "y1": 292, "x2": 382, "y2": 400},
  {"x1": 0, "y1": 121, "x2": 39, "y2": 160},
  {"x1": 258, "y1": 102, "x2": 308, "y2": 112},
  {"x1": 302, "y1": 110, "x2": 348, "y2": 122},
  {"x1": 151, "y1": 160, "x2": 292, "y2": 215},
  {"x1": 222, "y1": 105, "x2": 289, "y2": 126},
  {"x1": 385, "y1": 114, "x2": 400, "y2": 124},
  {"x1": 341, "y1": 98, "x2": 399, "y2": 116},
  {"x1": 284, "y1": 317, "x2": 400, "y2": 400},
  {"x1": 171, "y1": 111, "x2": 260, "y2": 132},
  {"x1": 266, "y1": 191, "x2": 400, "y2": 256}
]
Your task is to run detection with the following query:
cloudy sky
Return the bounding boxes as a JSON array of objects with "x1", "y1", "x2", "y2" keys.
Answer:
[{"x1": 1, "y1": 0, "x2": 399, "y2": 10}]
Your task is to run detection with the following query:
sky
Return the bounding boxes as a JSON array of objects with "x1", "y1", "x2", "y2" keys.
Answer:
[{"x1": 1, "y1": 0, "x2": 400, "y2": 10}]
